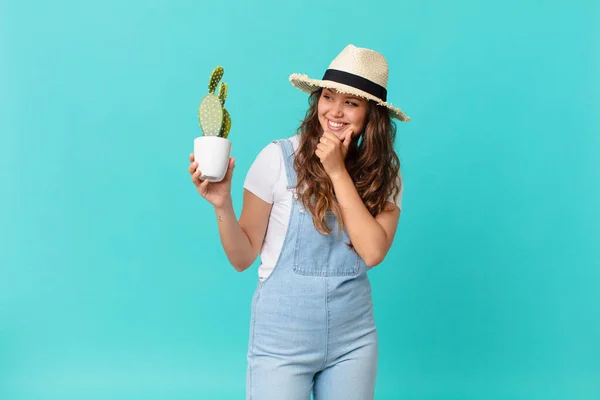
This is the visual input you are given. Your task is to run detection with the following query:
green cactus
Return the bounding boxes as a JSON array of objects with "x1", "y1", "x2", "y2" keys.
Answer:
[
  {"x1": 222, "y1": 109, "x2": 231, "y2": 138},
  {"x1": 198, "y1": 66, "x2": 231, "y2": 138},
  {"x1": 218, "y1": 82, "x2": 228, "y2": 105},
  {"x1": 208, "y1": 66, "x2": 224, "y2": 93},
  {"x1": 198, "y1": 94, "x2": 223, "y2": 136}
]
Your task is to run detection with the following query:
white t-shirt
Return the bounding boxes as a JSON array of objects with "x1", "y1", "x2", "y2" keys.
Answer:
[{"x1": 243, "y1": 134, "x2": 403, "y2": 281}]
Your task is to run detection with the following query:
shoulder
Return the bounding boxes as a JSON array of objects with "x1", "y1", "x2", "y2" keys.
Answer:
[
  {"x1": 397, "y1": 170, "x2": 403, "y2": 190},
  {"x1": 257, "y1": 134, "x2": 299, "y2": 156},
  {"x1": 257, "y1": 134, "x2": 301, "y2": 163},
  {"x1": 268, "y1": 135, "x2": 301, "y2": 152},
  {"x1": 244, "y1": 142, "x2": 281, "y2": 204},
  {"x1": 288, "y1": 134, "x2": 301, "y2": 151},
  {"x1": 255, "y1": 141, "x2": 281, "y2": 162},
  {"x1": 385, "y1": 170, "x2": 403, "y2": 211}
]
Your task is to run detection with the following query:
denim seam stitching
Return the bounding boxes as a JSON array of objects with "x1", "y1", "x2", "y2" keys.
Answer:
[
  {"x1": 321, "y1": 276, "x2": 330, "y2": 371},
  {"x1": 248, "y1": 288, "x2": 261, "y2": 400}
]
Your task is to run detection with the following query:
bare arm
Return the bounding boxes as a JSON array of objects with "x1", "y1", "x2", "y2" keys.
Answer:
[
  {"x1": 189, "y1": 154, "x2": 271, "y2": 272},
  {"x1": 331, "y1": 170, "x2": 400, "y2": 267},
  {"x1": 315, "y1": 132, "x2": 401, "y2": 267},
  {"x1": 214, "y1": 189, "x2": 272, "y2": 272}
]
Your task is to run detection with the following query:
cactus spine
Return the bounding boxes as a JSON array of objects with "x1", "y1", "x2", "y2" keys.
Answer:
[{"x1": 198, "y1": 66, "x2": 231, "y2": 138}]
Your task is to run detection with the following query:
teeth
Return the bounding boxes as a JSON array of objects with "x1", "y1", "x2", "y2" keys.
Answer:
[{"x1": 329, "y1": 120, "x2": 344, "y2": 128}]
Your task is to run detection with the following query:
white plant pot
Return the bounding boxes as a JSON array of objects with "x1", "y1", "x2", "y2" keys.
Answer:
[{"x1": 193, "y1": 136, "x2": 232, "y2": 182}]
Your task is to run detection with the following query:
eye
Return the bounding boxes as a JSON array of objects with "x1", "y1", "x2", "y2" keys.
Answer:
[{"x1": 346, "y1": 101, "x2": 359, "y2": 107}]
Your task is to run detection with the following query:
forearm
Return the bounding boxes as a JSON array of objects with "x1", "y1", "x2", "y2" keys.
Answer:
[
  {"x1": 330, "y1": 170, "x2": 388, "y2": 266},
  {"x1": 213, "y1": 199, "x2": 255, "y2": 271}
]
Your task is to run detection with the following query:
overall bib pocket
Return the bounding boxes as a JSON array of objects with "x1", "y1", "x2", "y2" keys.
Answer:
[{"x1": 293, "y1": 210, "x2": 360, "y2": 277}]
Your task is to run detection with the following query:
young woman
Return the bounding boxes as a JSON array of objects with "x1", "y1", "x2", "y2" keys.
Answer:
[{"x1": 188, "y1": 44, "x2": 409, "y2": 400}]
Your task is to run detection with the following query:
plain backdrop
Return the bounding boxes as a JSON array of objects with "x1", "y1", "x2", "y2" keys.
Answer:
[{"x1": 1, "y1": 0, "x2": 599, "y2": 399}]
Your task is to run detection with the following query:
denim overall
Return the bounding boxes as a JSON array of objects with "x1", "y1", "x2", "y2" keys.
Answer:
[{"x1": 246, "y1": 139, "x2": 378, "y2": 400}]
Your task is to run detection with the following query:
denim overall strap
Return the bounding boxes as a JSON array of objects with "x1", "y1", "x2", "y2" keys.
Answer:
[{"x1": 273, "y1": 139, "x2": 297, "y2": 189}]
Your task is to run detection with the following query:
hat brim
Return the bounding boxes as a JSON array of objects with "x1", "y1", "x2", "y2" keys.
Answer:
[{"x1": 289, "y1": 73, "x2": 410, "y2": 122}]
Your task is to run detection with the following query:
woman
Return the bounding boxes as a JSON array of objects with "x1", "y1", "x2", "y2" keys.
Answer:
[{"x1": 188, "y1": 44, "x2": 409, "y2": 400}]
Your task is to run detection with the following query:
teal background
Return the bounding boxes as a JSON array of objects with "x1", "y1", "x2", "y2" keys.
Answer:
[{"x1": 1, "y1": 0, "x2": 599, "y2": 398}]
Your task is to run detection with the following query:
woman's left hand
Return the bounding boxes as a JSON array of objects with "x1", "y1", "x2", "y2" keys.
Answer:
[{"x1": 315, "y1": 129, "x2": 353, "y2": 180}]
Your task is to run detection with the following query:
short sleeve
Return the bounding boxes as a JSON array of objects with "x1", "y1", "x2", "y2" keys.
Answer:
[
  {"x1": 243, "y1": 142, "x2": 281, "y2": 204},
  {"x1": 386, "y1": 172, "x2": 403, "y2": 211}
]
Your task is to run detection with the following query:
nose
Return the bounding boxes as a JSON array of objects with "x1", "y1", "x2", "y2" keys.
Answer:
[{"x1": 330, "y1": 100, "x2": 344, "y2": 117}]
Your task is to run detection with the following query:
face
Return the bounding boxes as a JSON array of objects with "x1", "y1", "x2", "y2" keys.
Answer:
[{"x1": 317, "y1": 88, "x2": 368, "y2": 140}]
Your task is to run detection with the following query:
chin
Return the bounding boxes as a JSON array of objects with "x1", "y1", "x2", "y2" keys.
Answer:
[{"x1": 319, "y1": 123, "x2": 347, "y2": 140}]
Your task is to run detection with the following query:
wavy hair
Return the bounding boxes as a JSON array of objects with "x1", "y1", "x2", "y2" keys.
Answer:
[{"x1": 293, "y1": 88, "x2": 401, "y2": 235}]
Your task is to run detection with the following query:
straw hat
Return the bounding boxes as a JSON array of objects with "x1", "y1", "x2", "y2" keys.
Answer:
[{"x1": 289, "y1": 44, "x2": 410, "y2": 122}]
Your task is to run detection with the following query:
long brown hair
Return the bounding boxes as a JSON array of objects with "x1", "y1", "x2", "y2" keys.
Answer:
[{"x1": 293, "y1": 88, "x2": 401, "y2": 235}]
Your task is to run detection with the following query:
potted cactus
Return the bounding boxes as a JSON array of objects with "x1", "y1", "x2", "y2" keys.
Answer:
[{"x1": 193, "y1": 66, "x2": 232, "y2": 182}]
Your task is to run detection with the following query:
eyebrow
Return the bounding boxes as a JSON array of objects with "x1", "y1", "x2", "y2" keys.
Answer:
[
  {"x1": 324, "y1": 89, "x2": 363, "y2": 102},
  {"x1": 344, "y1": 95, "x2": 364, "y2": 103}
]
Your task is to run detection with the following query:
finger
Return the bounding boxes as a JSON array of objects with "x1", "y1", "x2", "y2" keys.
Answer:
[
  {"x1": 224, "y1": 157, "x2": 236, "y2": 180},
  {"x1": 189, "y1": 153, "x2": 195, "y2": 162},
  {"x1": 188, "y1": 162, "x2": 198, "y2": 174},
  {"x1": 322, "y1": 130, "x2": 339, "y2": 143},
  {"x1": 342, "y1": 129, "x2": 353, "y2": 148},
  {"x1": 316, "y1": 143, "x2": 327, "y2": 152},
  {"x1": 320, "y1": 135, "x2": 335, "y2": 148},
  {"x1": 191, "y1": 169, "x2": 203, "y2": 186},
  {"x1": 198, "y1": 178, "x2": 209, "y2": 196}
]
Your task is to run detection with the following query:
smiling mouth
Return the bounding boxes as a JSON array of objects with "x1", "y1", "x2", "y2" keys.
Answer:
[{"x1": 327, "y1": 119, "x2": 347, "y2": 131}]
